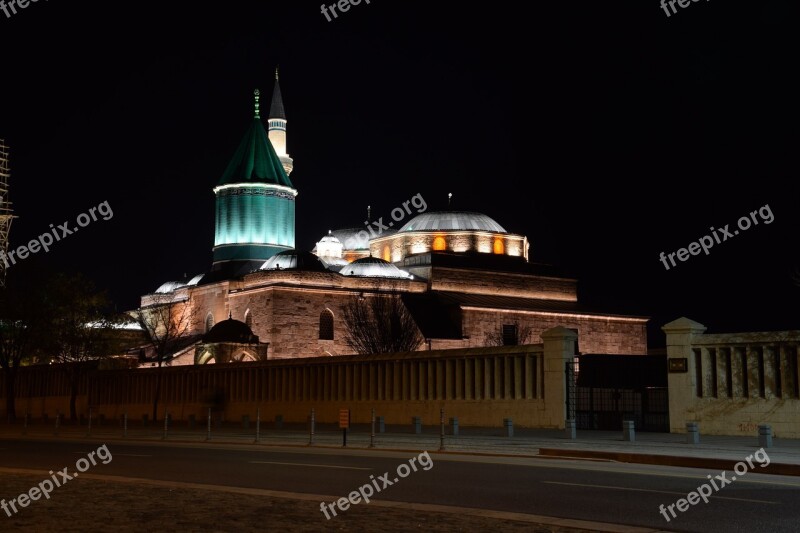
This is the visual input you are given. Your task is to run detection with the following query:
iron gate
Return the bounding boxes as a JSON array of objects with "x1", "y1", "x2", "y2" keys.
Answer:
[{"x1": 566, "y1": 355, "x2": 669, "y2": 432}]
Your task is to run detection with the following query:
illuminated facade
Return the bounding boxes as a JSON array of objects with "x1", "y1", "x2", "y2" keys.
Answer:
[{"x1": 141, "y1": 75, "x2": 649, "y2": 364}]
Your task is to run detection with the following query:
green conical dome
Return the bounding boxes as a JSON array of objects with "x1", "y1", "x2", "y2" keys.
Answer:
[{"x1": 218, "y1": 118, "x2": 293, "y2": 188}]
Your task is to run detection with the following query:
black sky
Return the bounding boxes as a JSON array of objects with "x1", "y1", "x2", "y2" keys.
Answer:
[{"x1": 0, "y1": 1, "x2": 796, "y2": 346}]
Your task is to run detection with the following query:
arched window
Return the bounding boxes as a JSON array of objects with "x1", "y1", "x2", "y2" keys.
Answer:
[
  {"x1": 205, "y1": 313, "x2": 214, "y2": 333},
  {"x1": 433, "y1": 236, "x2": 446, "y2": 251},
  {"x1": 319, "y1": 309, "x2": 334, "y2": 340},
  {"x1": 493, "y1": 237, "x2": 505, "y2": 254},
  {"x1": 244, "y1": 309, "x2": 252, "y2": 328}
]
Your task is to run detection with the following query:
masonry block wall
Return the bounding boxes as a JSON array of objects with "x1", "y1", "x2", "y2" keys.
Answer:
[
  {"x1": 664, "y1": 317, "x2": 800, "y2": 438},
  {"x1": 0, "y1": 331, "x2": 577, "y2": 429}
]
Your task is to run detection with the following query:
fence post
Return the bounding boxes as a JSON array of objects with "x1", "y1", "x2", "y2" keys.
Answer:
[
  {"x1": 370, "y1": 408, "x2": 376, "y2": 448},
  {"x1": 162, "y1": 409, "x2": 169, "y2": 440},
  {"x1": 309, "y1": 408, "x2": 315, "y2": 446},
  {"x1": 86, "y1": 408, "x2": 93, "y2": 437},
  {"x1": 439, "y1": 408, "x2": 445, "y2": 451},
  {"x1": 123, "y1": 412, "x2": 128, "y2": 439},
  {"x1": 255, "y1": 407, "x2": 261, "y2": 443},
  {"x1": 206, "y1": 408, "x2": 212, "y2": 441},
  {"x1": 54, "y1": 412, "x2": 60, "y2": 437}
]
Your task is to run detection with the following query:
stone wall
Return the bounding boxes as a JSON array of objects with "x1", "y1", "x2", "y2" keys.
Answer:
[
  {"x1": 0, "y1": 332, "x2": 578, "y2": 429},
  {"x1": 664, "y1": 317, "x2": 800, "y2": 438}
]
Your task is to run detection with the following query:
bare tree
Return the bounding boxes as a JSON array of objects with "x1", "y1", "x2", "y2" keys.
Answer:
[
  {"x1": 485, "y1": 321, "x2": 533, "y2": 347},
  {"x1": 0, "y1": 274, "x2": 47, "y2": 422},
  {"x1": 343, "y1": 289, "x2": 423, "y2": 355},
  {"x1": 43, "y1": 273, "x2": 123, "y2": 421},
  {"x1": 134, "y1": 293, "x2": 196, "y2": 421}
]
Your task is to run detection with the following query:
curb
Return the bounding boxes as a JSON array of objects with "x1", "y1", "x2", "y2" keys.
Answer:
[{"x1": 538, "y1": 448, "x2": 800, "y2": 476}]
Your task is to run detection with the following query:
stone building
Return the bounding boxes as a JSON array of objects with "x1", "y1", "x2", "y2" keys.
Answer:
[{"x1": 140, "y1": 73, "x2": 647, "y2": 364}]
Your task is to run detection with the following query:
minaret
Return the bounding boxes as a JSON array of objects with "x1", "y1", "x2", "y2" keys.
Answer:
[
  {"x1": 267, "y1": 68, "x2": 294, "y2": 176},
  {"x1": 212, "y1": 90, "x2": 298, "y2": 272},
  {"x1": 0, "y1": 140, "x2": 14, "y2": 288}
]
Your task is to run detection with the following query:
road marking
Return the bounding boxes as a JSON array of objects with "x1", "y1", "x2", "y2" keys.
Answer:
[
  {"x1": 543, "y1": 481, "x2": 778, "y2": 504},
  {"x1": 249, "y1": 461, "x2": 371, "y2": 470},
  {"x1": 73, "y1": 452, "x2": 151, "y2": 457}
]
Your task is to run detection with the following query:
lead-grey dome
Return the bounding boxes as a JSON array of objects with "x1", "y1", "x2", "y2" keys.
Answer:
[
  {"x1": 260, "y1": 250, "x2": 328, "y2": 272},
  {"x1": 340, "y1": 257, "x2": 412, "y2": 279},
  {"x1": 399, "y1": 211, "x2": 506, "y2": 233}
]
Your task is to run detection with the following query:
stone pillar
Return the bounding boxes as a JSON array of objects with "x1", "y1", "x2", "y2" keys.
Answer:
[
  {"x1": 662, "y1": 318, "x2": 707, "y2": 433},
  {"x1": 541, "y1": 326, "x2": 579, "y2": 429}
]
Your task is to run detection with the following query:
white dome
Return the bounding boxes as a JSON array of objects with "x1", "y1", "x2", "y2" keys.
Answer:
[
  {"x1": 399, "y1": 211, "x2": 506, "y2": 233},
  {"x1": 340, "y1": 257, "x2": 412, "y2": 279},
  {"x1": 155, "y1": 281, "x2": 187, "y2": 294}
]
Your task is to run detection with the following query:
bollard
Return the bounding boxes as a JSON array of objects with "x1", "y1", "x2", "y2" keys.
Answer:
[
  {"x1": 123, "y1": 413, "x2": 128, "y2": 438},
  {"x1": 242, "y1": 414, "x2": 250, "y2": 430},
  {"x1": 377, "y1": 416, "x2": 385, "y2": 433},
  {"x1": 450, "y1": 417, "x2": 459, "y2": 437},
  {"x1": 439, "y1": 409, "x2": 445, "y2": 451},
  {"x1": 22, "y1": 411, "x2": 29, "y2": 436},
  {"x1": 86, "y1": 408, "x2": 93, "y2": 437},
  {"x1": 686, "y1": 422, "x2": 700, "y2": 444},
  {"x1": 309, "y1": 408, "x2": 315, "y2": 446},
  {"x1": 758, "y1": 424, "x2": 773, "y2": 448},
  {"x1": 623, "y1": 420, "x2": 635, "y2": 442},
  {"x1": 370, "y1": 408, "x2": 376, "y2": 448},
  {"x1": 162, "y1": 410, "x2": 170, "y2": 440},
  {"x1": 564, "y1": 419, "x2": 576, "y2": 440},
  {"x1": 255, "y1": 408, "x2": 261, "y2": 443},
  {"x1": 504, "y1": 418, "x2": 514, "y2": 438},
  {"x1": 206, "y1": 408, "x2": 212, "y2": 441},
  {"x1": 412, "y1": 416, "x2": 422, "y2": 435},
  {"x1": 275, "y1": 414, "x2": 283, "y2": 429},
  {"x1": 54, "y1": 412, "x2": 60, "y2": 436}
]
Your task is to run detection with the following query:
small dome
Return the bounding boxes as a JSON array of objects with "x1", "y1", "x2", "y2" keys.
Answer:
[
  {"x1": 399, "y1": 211, "x2": 506, "y2": 233},
  {"x1": 203, "y1": 318, "x2": 259, "y2": 344},
  {"x1": 330, "y1": 228, "x2": 371, "y2": 251},
  {"x1": 340, "y1": 257, "x2": 412, "y2": 279},
  {"x1": 186, "y1": 273, "x2": 204, "y2": 286},
  {"x1": 260, "y1": 250, "x2": 328, "y2": 272},
  {"x1": 155, "y1": 281, "x2": 186, "y2": 294}
]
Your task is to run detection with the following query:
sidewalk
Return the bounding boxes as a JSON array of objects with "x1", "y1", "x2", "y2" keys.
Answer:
[{"x1": 2, "y1": 419, "x2": 798, "y2": 474}]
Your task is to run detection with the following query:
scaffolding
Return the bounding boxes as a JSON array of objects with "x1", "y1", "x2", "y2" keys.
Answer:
[{"x1": 0, "y1": 139, "x2": 13, "y2": 288}]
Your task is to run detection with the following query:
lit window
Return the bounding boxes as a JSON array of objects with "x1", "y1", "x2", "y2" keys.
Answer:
[
  {"x1": 383, "y1": 246, "x2": 391, "y2": 262},
  {"x1": 205, "y1": 313, "x2": 215, "y2": 333},
  {"x1": 493, "y1": 238, "x2": 504, "y2": 254},
  {"x1": 319, "y1": 309, "x2": 334, "y2": 340},
  {"x1": 433, "y1": 236, "x2": 446, "y2": 251}
]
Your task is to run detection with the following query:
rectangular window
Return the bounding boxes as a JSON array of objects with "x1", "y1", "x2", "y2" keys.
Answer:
[{"x1": 502, "y1": 325, "x2": 518, "y2": 346}]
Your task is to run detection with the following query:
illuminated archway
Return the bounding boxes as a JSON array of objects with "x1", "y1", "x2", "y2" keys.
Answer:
[{"x1": 433, "y1": 236, "x2": 446, "y2": 251}]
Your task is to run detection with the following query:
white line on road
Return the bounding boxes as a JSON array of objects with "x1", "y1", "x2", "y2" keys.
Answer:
[
  {"x1": 72, "y1": 452, "x2": 152, "y2": 457},
  {"x1": 249, "y1": 461, "x2": 371, "y2": 470},
  {"x1": 543, "y1": 481, "x2": 777, "y2": 504}
]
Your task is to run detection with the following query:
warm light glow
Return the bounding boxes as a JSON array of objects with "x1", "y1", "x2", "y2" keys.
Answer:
[
  {"x1": 433, "y1": 236, "x2": 446, "y2": 251},
  {"x1": 382, "y1": 245, "x2": 391, "y2": 262},
  {"x1": 493, "y1": 237, "x2": 504, "y2": 254}
]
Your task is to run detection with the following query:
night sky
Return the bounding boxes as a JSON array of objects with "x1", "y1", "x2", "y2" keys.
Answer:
[{"x1": 0, "y1": 1, "x2": 796, "y2": 347}]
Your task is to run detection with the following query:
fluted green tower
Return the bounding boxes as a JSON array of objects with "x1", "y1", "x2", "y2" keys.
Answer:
[{"x1": 212, "y1": 89, "x2": 298, "y2": 270}]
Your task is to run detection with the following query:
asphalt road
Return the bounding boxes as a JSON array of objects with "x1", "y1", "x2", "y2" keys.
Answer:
[{"x1": 1, "y1": 438, "x2": 797, "y2": 532}]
